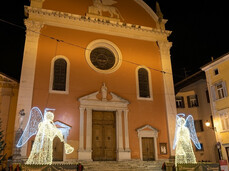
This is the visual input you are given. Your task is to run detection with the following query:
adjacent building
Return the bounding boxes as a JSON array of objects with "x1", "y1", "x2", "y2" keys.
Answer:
[
  {"x1": 13, "y1": 0, "x2": 177, "y2": 162},
  {"x1": 202, "y1": 52, "x2": 229, "y2": 162},
  {"x1": 0, "y1": 73, "x2": 18, "y2": 159},
  {"x1": 175, "y1": 71, "x2": 218, "y2": 162}
]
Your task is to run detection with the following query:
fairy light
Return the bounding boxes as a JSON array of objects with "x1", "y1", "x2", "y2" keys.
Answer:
[
  {"x1": 26, "y1": 111, "x2": 74, "y2": 165},
  {"x1": 173, "y1": 114, "x2": 201, "y2": 166},
  {"x1": 16, "y1": 107, "x2": 74, "y2": 165}
]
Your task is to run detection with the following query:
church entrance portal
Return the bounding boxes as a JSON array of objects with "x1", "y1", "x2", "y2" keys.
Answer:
[{"x1": 92, "y1": 111, "x2": 116, "y2": 161}]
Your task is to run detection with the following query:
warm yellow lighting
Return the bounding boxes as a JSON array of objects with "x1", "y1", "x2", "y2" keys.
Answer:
[{"x1": 205, "y1": 121, "x2": 211, "y2": 127}]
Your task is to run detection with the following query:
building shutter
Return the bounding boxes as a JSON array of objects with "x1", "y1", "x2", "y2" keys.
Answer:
[
  {"x1": 181, "y1": 96, "x2": 185, "y2": 108},
  {"x1": 187, "y1": 96, "x2": 191, "y2": 108},
  {"x1": 222, "y1": 81, "x2": 228, "y2": 97},
  {"x1": 195, "y1": 95, "x2": 199, "y2": 106},
  {"x1": 211, "y1": 86, "x2": 216, "y2": 101}
]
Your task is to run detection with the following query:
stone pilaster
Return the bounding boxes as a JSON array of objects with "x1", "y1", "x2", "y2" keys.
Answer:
[
  {"x1": 86, "y1": 108, "x2": 92, "y2": 152},
  {"x1": 14, "y1": 19, "x2": 43, "y2": 159},
  {"x1": 158, "y1": 41, "x2": 177, "y2": 157},
  {"x1": 78, "y1": 107, "x2": 85, "y2": 151}
]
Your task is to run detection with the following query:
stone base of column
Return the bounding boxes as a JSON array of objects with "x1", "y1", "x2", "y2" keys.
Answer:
[
  {"x1": 117, "y1": 149, "x2": 131, "y2": 161},
  {"x1": 78, "y1": 150, "x2": 92, "y2": 161}
]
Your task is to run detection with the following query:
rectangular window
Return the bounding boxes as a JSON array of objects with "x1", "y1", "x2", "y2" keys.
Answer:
[
  {"x1": 176, "y1": 96, "x2": 185, "y2": 108},
  {"x1": 214, "y1": 68, "x2": 219, "y2": 75},
  {"x1": 187, "y1": 95, "x2": 199, "y2": 107},
  {"x1": 211, "y1": 81, "x2": 228, "y2": 101},
  {"x1": 220, "y1": 113, "x2": 229, "y2": 131},
  {"x1": 194, "y1": 120, "x2": 204, "y2": 132}
]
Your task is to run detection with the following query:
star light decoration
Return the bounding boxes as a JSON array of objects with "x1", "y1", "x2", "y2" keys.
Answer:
[
  {"x1": 173, "y1": 113, "x2": 201, "y2": 166},
  {"x1": 17, "y1": 107, "x2": 74, "y2": 165}
]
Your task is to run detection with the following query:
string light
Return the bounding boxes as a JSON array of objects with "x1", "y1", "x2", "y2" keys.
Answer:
[
  {"x1": 17, "y1": 107, "x2": 74, "y2": 165},
  {"x1": 173, "y1": 114, "x2": 201, "y2": 166}
]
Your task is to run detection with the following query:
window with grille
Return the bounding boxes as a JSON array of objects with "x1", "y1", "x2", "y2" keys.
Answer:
[
  {"x1": 176, "y1": 96, "x2": 185, "y2": 108},
  {"x1": 211, "y1": 81, "x2": 228, "y2": 101},
  {"x1": 138, "y1": 68, "x2": 150, "y2": 98},
  {"x1": 53, "y1": 58, "x2": 67, "y2": 91},
  {"x1": 187, "y1": 95, "x2": 199, "y2": 107}
]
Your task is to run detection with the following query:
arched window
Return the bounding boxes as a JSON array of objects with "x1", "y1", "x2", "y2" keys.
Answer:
[
  {"x1": 53, "y1": 59, "x2": 67, "y2": 91},
  {"x1": 136, "y1": 66, "x2": 153, "y2": 100},
  {"x1": 50, "y1": 56, "x2": 70, "y2": 94}
]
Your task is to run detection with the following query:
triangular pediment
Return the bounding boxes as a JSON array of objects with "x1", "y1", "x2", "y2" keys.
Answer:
[
  {"x1": 136, "y1": 124, "x2": 158, "y2": 133},
  {"x1": 78, "y1": 83, "x2": 129, "y2": 108},
  {"x1": 0, "y1": 73, "x2": 18, "y2": 88},
  {"x1": 79, "y1": 91, "x2": 129, "y2": 103}
]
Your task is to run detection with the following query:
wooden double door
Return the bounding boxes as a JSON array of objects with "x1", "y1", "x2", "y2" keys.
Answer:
[
  {"x1": 92, "y1": 111, "x2": 116, "y2": 161},
  {"x1": 142, "y1": 137, "x2": 155, "y2": 161}
]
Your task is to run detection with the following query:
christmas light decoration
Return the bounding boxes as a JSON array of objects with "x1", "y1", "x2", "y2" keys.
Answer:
[
  {"x1": 16, "y1": 107, "x2": 43, "y2": 148},
  {"x1": 173, "y1": 113, "x2": 201, "y2": 166},
  {"x1": 16, "y1": 107, "x2": 74, "y2": 165}
]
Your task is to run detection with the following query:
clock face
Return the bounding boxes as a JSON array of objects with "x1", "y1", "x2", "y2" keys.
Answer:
[{"x1": 90, "y1": 47, "x2": 115, "y2": 70}]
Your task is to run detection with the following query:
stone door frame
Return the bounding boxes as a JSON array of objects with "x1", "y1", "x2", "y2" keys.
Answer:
[
  {"x1": 78, "y1": 84, "x2": 131, "y2": 161},
  {"x1": 137, "y1": 125, "x2": 158, "y2": 161}
]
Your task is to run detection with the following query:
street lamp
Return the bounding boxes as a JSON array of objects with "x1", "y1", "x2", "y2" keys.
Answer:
[
  {"x1": 205, "y1": 120, "x2": 211, "y2": 127},
  {"x1": 205, "y1": 120, "x2": 215, "y2": 131}
]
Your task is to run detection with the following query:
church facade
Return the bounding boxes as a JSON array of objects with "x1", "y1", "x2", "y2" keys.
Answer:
[{"x1": 14, "y1": 0, "x2": 176, "y2": 161}]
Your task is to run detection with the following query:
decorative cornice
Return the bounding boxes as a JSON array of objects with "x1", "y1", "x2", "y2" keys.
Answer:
[
  {"x1": 25, "y1": 6, "x2": 171, "y2": 42},
  {"x1": 0, "y1": 73, "x2": 18, "y2": 88},
  {"x1": 201, "y1": 52, "x2": 229, "y2": 71}
]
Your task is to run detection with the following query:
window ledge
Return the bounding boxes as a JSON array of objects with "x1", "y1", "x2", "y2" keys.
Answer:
[
  {"x1": 49, "y1": 90, "x2": 69, "y2": 94},
  {"x1": 220, "y1": 130, "x2": 229, "y2": 133},
  {"x1": 215, "y1": 96, "x2": 227, "y2": 102},
  {"x1": 137, "y1": 97, "x2": 153, "y2": 101}
]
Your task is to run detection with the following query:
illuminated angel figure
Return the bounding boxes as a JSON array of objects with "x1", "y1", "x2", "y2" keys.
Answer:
[
  {"x1": 16, "y1": 107, "x2": 74, "y2": 165},
  {"x1": 173, "y1": 113, "x2": 201, "y2": 166}
]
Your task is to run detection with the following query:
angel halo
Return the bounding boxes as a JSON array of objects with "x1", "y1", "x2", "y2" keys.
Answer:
[
  {"x1": 16, "y1": 107, "x2": 74, "y2": 165},
  {"x1": 173, "y1": 113, "x2": 201, "y2": 166}
]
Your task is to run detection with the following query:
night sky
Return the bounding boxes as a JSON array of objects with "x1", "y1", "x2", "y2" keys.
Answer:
[{"x1": 0, "y1": 0, "x2": 228, "y2": 83}]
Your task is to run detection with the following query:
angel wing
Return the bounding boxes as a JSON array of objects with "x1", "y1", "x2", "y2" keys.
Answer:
[
  {"x1": 101, "y1": 0, "x2": 117, "y2": 5},
  {"x1": 185, "y1": 115, "x2": 201, "y2": 149},
  {"x1": 16, "y1": 107, "x2": 44, "y2": 148},
  {"x1": 173, "y1": 113, "x2": 185, "y2": 149}
]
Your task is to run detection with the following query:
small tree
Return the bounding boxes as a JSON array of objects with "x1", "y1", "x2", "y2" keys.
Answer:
[{"x1": 0, "y1": 118, "x2": 6, "y2": 163}]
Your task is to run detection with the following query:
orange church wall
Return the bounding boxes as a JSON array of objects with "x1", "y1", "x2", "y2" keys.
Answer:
[
  {"x1": 43, "y1": 0, "x2": 157, "y2": 28},
  {"x1": 29, "y1": 25, "x2": 170, "y2": 159}
]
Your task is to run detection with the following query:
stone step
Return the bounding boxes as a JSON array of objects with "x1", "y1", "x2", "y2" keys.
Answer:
[{"x1": 79, "y1": 160, "x2": 166, "y2": 171}]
